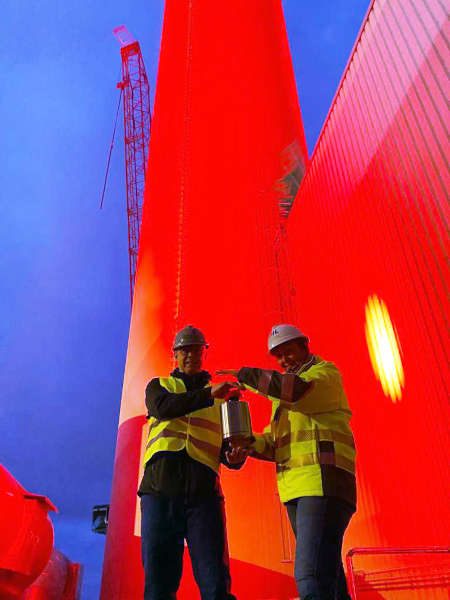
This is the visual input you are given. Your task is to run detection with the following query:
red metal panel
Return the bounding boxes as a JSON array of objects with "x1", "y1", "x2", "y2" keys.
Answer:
[{"x1": 288, "y1": 0, "x2": 449, "y2": 595}]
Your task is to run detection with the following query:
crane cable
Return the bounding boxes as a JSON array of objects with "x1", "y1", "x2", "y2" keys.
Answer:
[{"x1": 100, "y1": 87, "x2": 123, "y2": 209}]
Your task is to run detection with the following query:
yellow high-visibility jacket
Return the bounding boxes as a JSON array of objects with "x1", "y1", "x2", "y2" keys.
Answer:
[
  {"x1": 238, "y1": 356, "x2": 356, "y2": 506},
  {"x1": 143, "y1": 376, "x2": 223, "y2": 473}
]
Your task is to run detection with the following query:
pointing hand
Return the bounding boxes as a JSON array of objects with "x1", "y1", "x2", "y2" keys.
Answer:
[{"x1": 216, "y1": 369, "x2": 239, "y2": 377}]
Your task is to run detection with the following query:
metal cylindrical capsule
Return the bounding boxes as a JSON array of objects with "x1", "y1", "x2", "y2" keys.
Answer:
[{"x1": 220, "y1": 397, "x2": 252, "y2": 442}]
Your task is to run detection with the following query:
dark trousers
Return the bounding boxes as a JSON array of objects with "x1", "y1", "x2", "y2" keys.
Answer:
[
  {"x1": 286, "y1": 496, "x2": 354, "y2": 600},
  {"x1": 141, "y1": 493, "x2": 235, "y2": 600}
]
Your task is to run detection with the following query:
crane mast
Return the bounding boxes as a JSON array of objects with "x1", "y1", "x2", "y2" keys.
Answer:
[{"x1": 114, "y1": 26, "x2": 151, "y2": 305}]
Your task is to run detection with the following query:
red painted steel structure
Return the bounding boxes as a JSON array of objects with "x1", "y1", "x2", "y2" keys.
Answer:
[
  {"x1": 115, "y1": 29, "x2": 151, "y2": 305},
  {"x1": 102, "y1": 0, "x2": 449, "y2": 598},
  {"x1": 0, "y1": 465, "x2": 82, "y2": 600},
  {"x1": 0, "y1": 465, "x2": 56, "y2": 599}
]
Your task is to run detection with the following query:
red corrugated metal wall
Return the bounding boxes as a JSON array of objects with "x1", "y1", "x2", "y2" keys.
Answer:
[{"x1": 288, "y1": 0, "x2": 449, "y2": 596}]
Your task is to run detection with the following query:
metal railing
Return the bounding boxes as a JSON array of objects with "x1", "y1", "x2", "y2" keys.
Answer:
[{"x1": 346, "y1": 546, "x2": 450, "y2": 599}]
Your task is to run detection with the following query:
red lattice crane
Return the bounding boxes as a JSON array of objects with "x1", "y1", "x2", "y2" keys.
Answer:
[{"x1": 113, "y1": 25, "x2": 151, "y2": 304}]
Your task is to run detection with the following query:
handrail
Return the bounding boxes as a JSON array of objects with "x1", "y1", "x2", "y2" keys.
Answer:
[{"x1": 346, "y1": 546, "x2": 450, "y2": 599}]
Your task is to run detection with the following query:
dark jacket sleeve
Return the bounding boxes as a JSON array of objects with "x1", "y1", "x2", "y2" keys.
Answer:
[
  {"x1": 146, "y1": 378, "x2": 214, "y2": 420},
  {"x1": 237, "y1": 367, "x2": 311, "y2": 403}
]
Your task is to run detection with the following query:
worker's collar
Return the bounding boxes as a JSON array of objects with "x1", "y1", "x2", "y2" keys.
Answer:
[
  {"x1": 296, "y1": 354, "x2": 317, "y2": 374},
  {"x1": 171, "y1": 368, "x2": 211, "y2": 390}
]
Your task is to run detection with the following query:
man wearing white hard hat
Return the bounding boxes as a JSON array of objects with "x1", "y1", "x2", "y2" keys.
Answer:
[{"x1": 218, "y1": 324, "x2": 356, "y2": 600}]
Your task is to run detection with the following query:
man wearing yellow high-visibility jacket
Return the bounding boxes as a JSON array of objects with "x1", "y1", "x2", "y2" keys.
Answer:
[
  {"x1": 138, "y1": 325, "x2": 243, "y2": 600},
  {"x1": 218, "y1": 324, "x2": 356, "y2": 600}
]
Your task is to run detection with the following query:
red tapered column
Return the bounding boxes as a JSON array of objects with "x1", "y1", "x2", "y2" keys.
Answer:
[{"x1": 101, "y1": 1, "x2": 307, "y2": 598}]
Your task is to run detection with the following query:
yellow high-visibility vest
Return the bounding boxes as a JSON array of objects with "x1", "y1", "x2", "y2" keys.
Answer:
[
  {"x1": 247, "y1": 358, "x2": 356, "y2": 503},
  {"x1": 143, "y1": 376, "x2": 223, "y2": 473}
]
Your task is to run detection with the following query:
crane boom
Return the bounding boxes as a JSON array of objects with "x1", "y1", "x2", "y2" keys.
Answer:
[{"x1": 114, "y1": 25, "x2": 151, "y2": 305}]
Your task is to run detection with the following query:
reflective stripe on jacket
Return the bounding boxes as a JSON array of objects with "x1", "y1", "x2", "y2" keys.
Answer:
[
  {"x1": 143, "y1": 376, "x2": 223, "y2": 473},
  {"x1": 241, "y1": 358, "x2": 356, "y2": 505}
]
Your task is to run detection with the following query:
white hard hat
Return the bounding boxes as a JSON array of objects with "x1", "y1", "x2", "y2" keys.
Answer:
[{"x1": 268, "y1": 324, "x2": 309, "y2": 353}]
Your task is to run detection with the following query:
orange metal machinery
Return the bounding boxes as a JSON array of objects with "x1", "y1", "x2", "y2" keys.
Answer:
[
  {"x1": 0, "y1": 465, "x2": 82, "y2": 600},
  {"x1": 101, "y1": 0, "x2": 307, "y2": 598}
]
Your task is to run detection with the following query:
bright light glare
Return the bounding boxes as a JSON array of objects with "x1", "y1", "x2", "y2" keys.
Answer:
[{"x1": 365, "y1": 295, "x2": 404, "y2": 402}]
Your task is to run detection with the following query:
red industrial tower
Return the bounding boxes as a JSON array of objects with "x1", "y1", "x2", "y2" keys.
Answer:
[{"x1": 113, "y1": 25, "x2": 151, "y2": 305}]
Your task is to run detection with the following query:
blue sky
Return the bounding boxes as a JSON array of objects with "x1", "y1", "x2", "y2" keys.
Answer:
[{"x1": 0, "y1": 2, "x2": 368, "y2": 598}]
